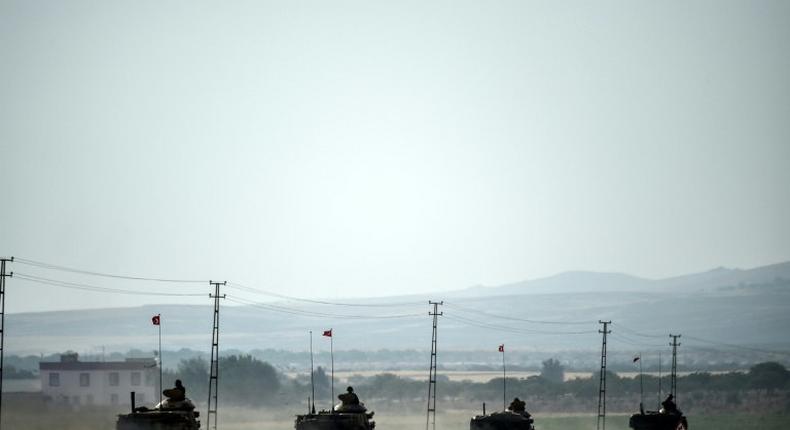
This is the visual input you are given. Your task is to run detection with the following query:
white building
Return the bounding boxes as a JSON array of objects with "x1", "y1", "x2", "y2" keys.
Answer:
[{"x1": 40, "y1": 353, "x2": 158, "y2": 407}]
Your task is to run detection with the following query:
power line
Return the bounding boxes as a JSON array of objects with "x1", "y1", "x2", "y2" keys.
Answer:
[
  {"x1": 611, "y1": 327, "x2": 790, "y2": 356},
  {"x1": 10, "y1": 261, "x2": 591, "y2": 327},
  {"x1": 682, "y1": 334, "x2": 790, "y2": 356},
  {"x1": 610, "y1": 323, "x2": 666, "y2": 339},
  {"x1": 14, "y1": 258, "x2": 790, "y2": 359},
  {"x1": 609, "y1": 332, "x2": 666, "y2": 349},
  {"x1": 14, "y1": 258, "x2": 208, "y2": 283},
  {"x1": 444, "y1": 314, "x2": 558, "y2": 337},
  {"x1": 226, "y1": 296, "x2": 424, "y2": 320},
  {"x1": 443, "y1": 313, "x2": 596, "y2": 336},
  {"x1": 14, "y1": 273, "x2": 207, "y2": 297},
  {"x1": 15, "y1": 258, "x2": 424, "y2": 308},
  {"x1": 227, "y1": 282, "x2": 424, "y2": 307},
  {"x1": 444, "y1": 301, "x2": 596, "y2": 325},
  {"x1": 606, "y1": 324, "x2": 790, "y2": 355}
]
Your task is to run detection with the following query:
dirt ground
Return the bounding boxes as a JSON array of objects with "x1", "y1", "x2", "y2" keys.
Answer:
[{"x1": 2, "y1": 398, "x2": 788, "y2": 430}]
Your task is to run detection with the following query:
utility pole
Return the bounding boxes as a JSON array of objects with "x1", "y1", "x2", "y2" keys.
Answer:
[
  {"x1": 426, "y1": 301, "x2": 442, "y2": 430},
  {"x1": 669, "y1": 334, "x2": 681, "y2": 403},
  {"x1": 309, "y1": 331, "x2": 315, "y2": 414},
  {"x1": 500, "y1": 344, "x2": 506, "y2": 411},
  {"x1": 657, "y1": 351, "x2": 662, "y2": 408},
  {"x1": 597, "y1": 320, "x2": 611, "y2": 430},
  {"x1": 207, "y1": 281, "x2": 226, "y2": 430},
  {"x1": 0, "y1": 256, "x2": 13, "y2": 430}
]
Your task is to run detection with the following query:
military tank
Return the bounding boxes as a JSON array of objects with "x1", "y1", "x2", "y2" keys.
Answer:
[
  {"x1": 116, "y1": 392, "x2": 201, "y2": 430},
  {"x1": 628, "y1": 413, "x2": 688, "y2": 430},
  {"x1": 470, "y1": 399, "x2": 535, "y2": 430},
  {"x1": 295, "y1": 388, "x2": 375, "y2": 430},
  {"x1": 628, "y1": 395, "x2": 688, "y2": 430}
]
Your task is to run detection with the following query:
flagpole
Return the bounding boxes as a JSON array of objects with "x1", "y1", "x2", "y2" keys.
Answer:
[
  {"x1": 502, "y1": 346, "x2": 506, "y2": 411},
  {"x1": 158, "y1": 314, "x2": 162, "y2": 405},
  {"x1": 330, "y1": 333, "x2": 335, "y2": 411},
  {"x1": 310, "y1": 331, "x2": 315, "y2": 414}
]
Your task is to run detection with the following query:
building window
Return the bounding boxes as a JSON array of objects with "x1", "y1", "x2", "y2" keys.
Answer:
[
  {"x1": 110, "y1": 393, "x2": 119, "y2": 405},
  {"x1": 145, "y1": 371, "x2": 155, "y2": 386},
  {"x1": 109, "y1": 372, "x2": 120, "y2": 386},
  {"x1": 80, "y1": 373, "x2": 90, "y2": 387},
  {"x1": 49, "y1": 373, "x2": 60, "y2": 387},
  {"x1": 131, "y1": 372, "x2": 141, "y2": 386}
]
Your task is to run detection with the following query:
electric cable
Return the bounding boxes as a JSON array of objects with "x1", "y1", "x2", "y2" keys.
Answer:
[
  {"x1": 611, "y1": 322, "x2": 666, "y2": 339},
  {"x1": 16, "y1": 258, "x2": 790, "y2": 358},
  {"x1": 443, "y1": 312, "x2": 597, "y2": 336},
  {"x1": 14, "y1": 273, "x2": 207, "y2": 297},
  {"x1": 227, "y1": 296, "x2": 424, "y2": 320},
  {"x1": 444, "y1": 301, "x2": 596, "y2": 325},
  {"x1": 227, "y1": 281, "x2": 424, "y2": 308},
  {"x1": 682, "y1": 334, "x2": 790, "y2": 356},
  {"x1": 609, "y1": 332, "x2": 665, "y2": 349},
  {"x1": 14, "y1": 257, "x2": 207, "y2": 283}
]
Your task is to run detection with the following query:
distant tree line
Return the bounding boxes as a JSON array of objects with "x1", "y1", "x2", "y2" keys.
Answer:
[
  {"x1": 163, "y1": 355, "x2": 281, "y2": 407},
  {"x1": 11, "y1": 347, "x2": 788, "y2": 374},
  {"x1": 3, "y1": 365, "x2": 36, "y2": 379},
  {"x1": 159, "y1": 356, "x2": 790, "y2": 408}
]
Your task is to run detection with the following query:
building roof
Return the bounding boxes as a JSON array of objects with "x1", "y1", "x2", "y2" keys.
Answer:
[{"x1": 40, "y1": 359, "x2": 156, "y2": 371}]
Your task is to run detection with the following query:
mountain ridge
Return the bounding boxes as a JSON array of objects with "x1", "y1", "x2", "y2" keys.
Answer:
[
  {"x1": 455, "y1": 260, "x2": 790, "y2": 297},
  {"x1": 5, "y1": 261, "x2": 789, "y2": 355}
]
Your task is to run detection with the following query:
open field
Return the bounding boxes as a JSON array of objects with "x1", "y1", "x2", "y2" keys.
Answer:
[
  {"x1": 302, "y1": 370, "x2": 595, "y2": 383},
  {"x1": 288, "y1": 370, "x2": 742, "y2": 384},
  {"x1": 296, "y1": 370, "x2": 594, "y2": 383},
  {"x1": 234, "y1": 408, "x2": 790, "y2": 430},
  {"x1": 3, "y1": 399, "x2": 789, "y2": 430}
]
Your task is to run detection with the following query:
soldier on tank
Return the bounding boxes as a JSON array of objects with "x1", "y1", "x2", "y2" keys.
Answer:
[
  {"x1": 508, "y1": 397, "x2": 524, "y2": 412},
  {"x1": 163, "y1": 379, "x2": 186, "y2": 402},
  {"x1": 338, "y1": 386, "x2": 360, "y2": 405},
  {"x1": 508, "y1": 397, "x2": 529, "y2": 416},
  {"x1": 660, "y1": 394, "x2": 678, "y2": 415}
]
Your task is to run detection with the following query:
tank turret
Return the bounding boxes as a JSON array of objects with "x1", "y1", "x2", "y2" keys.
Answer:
[
  {"x1": 470, "y1": 398, "x2": 535, "y2": 430},
  {"x1": 116, "y1": 392, "x2": 201, "y2": 430},
  {"x1": 628, "y1": 412, "x2": 688, "y2": 430},
  {"x1": 628, "y1": 395, "x2": 688, "y2": 430},
  {"x1": 295, "y1": 387, "x2": 375, "y2": 430}
]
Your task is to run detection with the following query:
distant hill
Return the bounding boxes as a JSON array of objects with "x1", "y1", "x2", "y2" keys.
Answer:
[
  {"x1": 454, "y1": 261, "x2": 790, "y2": 296},
  {"x1": 655, "y1": 261, "x2": 790, "y2": 292},
  {"x1": 455, "y1": 271, "x2": 653, "y2": 296},
  {"x1": 6, "y1": 262, "x2": 790, "y2": 359}
]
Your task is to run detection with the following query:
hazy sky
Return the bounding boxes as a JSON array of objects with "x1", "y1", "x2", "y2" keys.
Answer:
[{"x1": 2, "y1": 1, "x2": 789, "y2": 313}]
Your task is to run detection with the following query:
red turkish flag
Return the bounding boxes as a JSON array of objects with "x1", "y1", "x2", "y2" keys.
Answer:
[
  {"x1": 152, "y1": 315, "x2": 160, "y2": 326},
  {"x1": 323, "y1": 329, "x2": 332, "y2": 337},
  {"x1": 498, "y1": 344, "x2": 504, "y2": 352}
]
